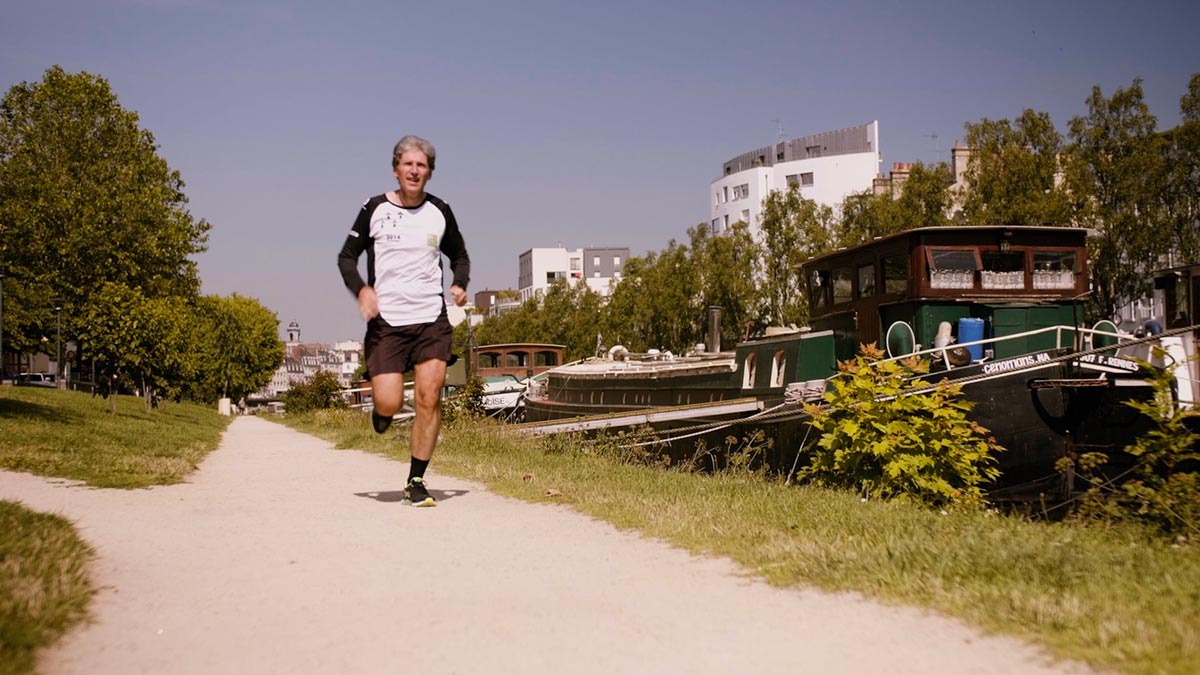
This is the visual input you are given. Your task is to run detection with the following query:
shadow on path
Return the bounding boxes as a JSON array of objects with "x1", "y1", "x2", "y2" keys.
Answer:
[{"x1": 354, "y1": 488, "x2": 470, "y2": 503}]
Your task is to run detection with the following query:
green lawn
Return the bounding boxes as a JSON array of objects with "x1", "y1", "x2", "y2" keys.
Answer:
[
  {"x1": 278, "y1": 408, "x2": 1200, "y2": 675},
  {"x1": 0, "y1": 386, "x2": 230, "y2": 488},
  {"x1": 0, "y1": 502, "x2": 94, "y2": 675},
  {"x1": 0, "y1": 385, "x2": 229, "y2": 674}
]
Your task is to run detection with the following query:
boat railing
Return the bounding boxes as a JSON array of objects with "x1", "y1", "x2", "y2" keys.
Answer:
[{"x1": 884, "y1": 323, "x2": 1142, "y2": 371}]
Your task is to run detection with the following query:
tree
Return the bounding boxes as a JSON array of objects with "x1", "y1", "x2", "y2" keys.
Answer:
[
  {"x1": 961, "y1": 110, "x2": 1071, "y2": 226},
  {"x1": 894, "y1": 162, "x2": 953, "y2": 230},
  {"x1": 0, "y1": 66, "x2": 209, "y2": 364},
  {"x1": 836, "y1": 189, "x2": 905, "y2": 248},
  {"x1": 187, "y1": 294, "x2": 284, "y2": 403},
  {"x1": 1162, "y1": 73, "x2": 1200, "y2": 265},
  {"x1": 77, "y1": 283, "x2": 192, "y2": 413},
  {"x1": 691, "y1": 221, "x2": 761, "y2": 345},
  {"x1": 758, "y1": 188, "x2": 836, "y2": 327},
  {"x1": 1065, "y1": 79, "x2": 1168, "y2": 320}
]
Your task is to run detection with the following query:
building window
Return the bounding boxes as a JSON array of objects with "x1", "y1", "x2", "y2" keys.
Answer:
[
  {"x1": 786, "y1": 174, "x2": 799, "y2": 188},
  {"x1": 593, "y1": 272, "x2": 600, "y2": 278},
  {"x1": 592, "y1": 256, "x2": 600, "y2": 266},
  {"x1": 711, "y1": 218, "x2": 720, "y2": 232},
  {"x1": 723, "y1": 186, "x2": 729, "y2": 203},
  {"x1": 776, "y1": 151, "x2": 784, "y2": 161},
  {"x1": 723, "y1": 215, "x2": 729, "y2": 228},
  {"x1": 613, "y1": 256, "x2": 621, "y2": 266},
  {"x1": 570, "y1": 259, "x2": 580, "y2": 271},
  {"x1": 801, "y1": 172, "x2": 814, "y2": 187},
  {"x1": 806, "y1": 145, "x2": 822, "y2": 157},
  {"x1": 741, "y1": 210, "x2": 750, "y2": 224}
]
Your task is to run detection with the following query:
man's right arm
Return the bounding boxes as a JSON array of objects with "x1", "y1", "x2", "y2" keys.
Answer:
[{"x1": 337, "y1": 202, "x2": 372, "y2": 296}]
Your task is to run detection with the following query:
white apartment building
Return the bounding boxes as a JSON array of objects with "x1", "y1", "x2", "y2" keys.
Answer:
[
  {"x1": 710, "y1": 121, "x2": 881, "y2": 238},
  {"x1": 518, "y1": 246, "x2": 629, "y2": 302}
]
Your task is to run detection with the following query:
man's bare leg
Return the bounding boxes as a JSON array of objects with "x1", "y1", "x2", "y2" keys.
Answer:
[
  {"x1": 370, "y1": 372, "x2": 406, "y2": 417},
  {"x1": 410, "y1": 358, "x2": 447, "y2": 461}
]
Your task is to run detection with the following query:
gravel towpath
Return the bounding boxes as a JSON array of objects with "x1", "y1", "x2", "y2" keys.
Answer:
[{"x1": 1, "y1": 416, "x2": 1091, "y2": 674}]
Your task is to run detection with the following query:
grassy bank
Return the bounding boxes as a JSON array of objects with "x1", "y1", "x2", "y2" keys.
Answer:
[
  {"x1": 0, "y1": 386, "x2": 229, "y2": 672},
  {"x1": 0, "y1": 501, "x2": 95, "y2": 675},
  {"x1": 0, "y1": 386, "x2": 230, "y2": 488},
  {"x1": 278, "y1": 409, "x2": 1200, "y2": 675}
]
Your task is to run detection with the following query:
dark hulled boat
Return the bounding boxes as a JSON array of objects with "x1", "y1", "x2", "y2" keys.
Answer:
[{"x1": 522, "y1": 226, "x2": 1166, "y2": 494}]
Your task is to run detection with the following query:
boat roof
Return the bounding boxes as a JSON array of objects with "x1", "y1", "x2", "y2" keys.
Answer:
[
  {"x1": 474, "y1": 343, "x2": 566, "y2": 351},
  {"x1": 801, "y1": 225, "x2": 1092, "y2": 269}
]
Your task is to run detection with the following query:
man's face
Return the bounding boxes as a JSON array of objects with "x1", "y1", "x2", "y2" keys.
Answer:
[{"x1": 394, "y1": 149, "x2": 432, "y2": 195}]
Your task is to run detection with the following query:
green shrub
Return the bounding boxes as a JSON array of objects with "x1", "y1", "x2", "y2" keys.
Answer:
[
  {"x1": 281, "y1": 371, "x2": 348, "y2": 414},
  {"x1": 799, "y1": 343, "x2": 1003, "y2": 508},
  {"x1": 442, "y1": 375, "x2": 485, "y2": 425},
  {"x1": 1061, "y1": 353, "x2": 1200, "y2": 538}
]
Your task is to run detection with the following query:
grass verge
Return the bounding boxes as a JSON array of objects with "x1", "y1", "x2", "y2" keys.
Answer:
[
  {"x1": 277, "y1": 409, "x2": 1200, "y2": 675},
  {"x1": 0, "y1": 501, "x2": 95, "y2": 675},
  {"x1": 0, "y1": 386, "x2": 230, "y2": 488}
]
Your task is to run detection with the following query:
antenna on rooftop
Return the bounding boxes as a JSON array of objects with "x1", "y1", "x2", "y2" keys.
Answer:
[
  {"x1": 771, "y1": 118, "x2": 786, "y2": 144},
  {"x1": 922, "y1": 132, "x2": 940, "y2": 164}
]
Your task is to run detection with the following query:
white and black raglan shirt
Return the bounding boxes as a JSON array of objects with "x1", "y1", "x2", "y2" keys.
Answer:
[{"x1": 337, "y1": 192, "x2": 470, "y2": 327}]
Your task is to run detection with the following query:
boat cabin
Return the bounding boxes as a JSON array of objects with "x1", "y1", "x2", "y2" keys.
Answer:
[
  {"x1": 472, "y1": 343, "x2": 566, "y2": 380},
  {"x1": 802, "y1": 226, "x2": 1090, "y2": 361}
]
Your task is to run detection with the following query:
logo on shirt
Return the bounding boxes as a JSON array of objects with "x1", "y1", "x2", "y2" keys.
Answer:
[{"x1": 426, "y1": 234, "x2": 438, "y2": 247}]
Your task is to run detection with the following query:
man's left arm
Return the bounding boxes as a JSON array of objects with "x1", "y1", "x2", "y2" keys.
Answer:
[{"x1": 441, "y1": 206, "x2": 470, "y2": 306}]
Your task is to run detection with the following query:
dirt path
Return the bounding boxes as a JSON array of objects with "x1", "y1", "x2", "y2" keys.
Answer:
[{"x1": 1, "y1": 416, "x2": 1090, "y2": 674}]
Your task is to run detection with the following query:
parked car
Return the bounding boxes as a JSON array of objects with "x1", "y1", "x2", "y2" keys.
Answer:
[{"x1": 15, "y1": 372, "x2": 56, "y2": 387}]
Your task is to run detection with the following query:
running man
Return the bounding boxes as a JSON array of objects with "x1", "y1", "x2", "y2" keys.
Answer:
[{"x1": 337, "y1": 135, "x2": 470, "y2": 507}]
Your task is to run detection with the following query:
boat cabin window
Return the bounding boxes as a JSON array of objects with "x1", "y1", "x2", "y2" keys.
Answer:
[
  {"x1": 534, "y1": 351, "x2": 559, "y2": 367},
  {"x1": 980, "y1": 251, "x2": 1025, "y2": 289},
  {"x1": 771, "y1": 350, "x2": 787, "y2": 387},
  {"x1": 504, "y1": 351, "x2": 530, "y2": 368},
  {"x1": 742, "y1": 353, "x2": 757, "y2": 388},
  {"x1": 857, "y1": 264, "x2": 875, "y2": 298},
  {"x1": 883, "y1": 254, "x2": 907, "y2": 294},
  {"x1": 1032, "y1": 250, "x2": 1078, "y2": 289},
  {"x1": 809, "y1": 270, "x2": 830, "y2": 312},
  {"x1": 478, "y1": 352, "x2": 502, "y2": 369},
  {"x1": 927, "y1": 248, "x2": 979, "y2": 289},
  {"x1": 833, "y1": 268, "x2": 853, "y2": 305}
]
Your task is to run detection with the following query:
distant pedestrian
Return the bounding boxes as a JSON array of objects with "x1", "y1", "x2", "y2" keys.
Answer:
[{"x1": 337, "y1": 135, "x2": 470, "y2": 507}]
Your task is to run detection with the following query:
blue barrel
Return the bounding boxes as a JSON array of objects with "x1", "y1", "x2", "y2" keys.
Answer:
[{"x1": 958, "y1": 317, "x2": 985, "y2": 361}]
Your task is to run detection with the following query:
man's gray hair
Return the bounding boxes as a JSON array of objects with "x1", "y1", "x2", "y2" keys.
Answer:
[{"x1": 392, "y1": 135, "x2": 437, "y2": 171}]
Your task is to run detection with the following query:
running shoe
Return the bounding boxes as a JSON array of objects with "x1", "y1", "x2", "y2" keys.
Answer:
[
  {"x1": 371, "y1": 410, "x2": 392, "y2": 434},
  {"x1": 402, "y1": 476, "x2": 436, "y2": 507}
]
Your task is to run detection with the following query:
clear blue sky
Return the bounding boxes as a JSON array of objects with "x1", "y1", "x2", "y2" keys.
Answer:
[{"x1": 3, "y1": 0, "x2": 1197, "y2": 343}]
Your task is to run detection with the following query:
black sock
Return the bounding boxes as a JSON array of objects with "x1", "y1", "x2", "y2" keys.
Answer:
[{"x1": 408, "y1": 456, "x2": 429, "y2": 483}]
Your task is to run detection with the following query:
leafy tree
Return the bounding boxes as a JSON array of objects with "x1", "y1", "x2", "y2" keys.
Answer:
[
  {"x1": 1163, "y1": 73, "x2": 1200, "y2": 265},
  {"x1": 687, "y1": 221, "x2": 761, "y2": 346},
  {"x1": 0, "y1": 66, "x2": 210, "y2": 364},
  {"x1": 836, "y1": 189, "x2": 905, "y2": 248},
  {"x1": 602, "y1": 240, "x2": 704, "y2": 353},
  {"x1": 961, "y1": 110, "x2": 1071, "y2": 226},
  {"x1": 187, "y1": 294, "x2": 283, "y2": 403},
  {"x1": 893, "y1": 161, "x2": 954, "y2": 230},
  {"x1": 1065, "y1": 79, "x2": 1168, "y2": 320},
  {"x1": 77, "y1": 283, "x2": 191, "y2": 413},
  {"x1": 757, "y1": 188, "x2": 836, "y2": 327}
]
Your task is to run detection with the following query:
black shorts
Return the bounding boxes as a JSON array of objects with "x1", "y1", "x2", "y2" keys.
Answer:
[{"x1": 364, "y1": 313, "x2": 453, "y2": 376}]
